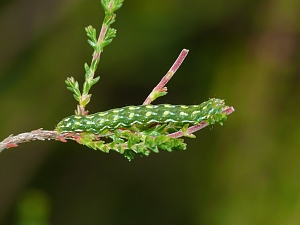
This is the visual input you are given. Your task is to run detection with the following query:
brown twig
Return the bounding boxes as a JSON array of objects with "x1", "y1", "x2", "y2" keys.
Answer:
[{"x1": 0, "y1": 129, "x2": 82, "y2": 153}]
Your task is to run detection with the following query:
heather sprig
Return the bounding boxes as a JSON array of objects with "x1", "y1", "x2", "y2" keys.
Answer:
[{"x1": 65, "y1": 0, "x2": 124, "y2": 115}]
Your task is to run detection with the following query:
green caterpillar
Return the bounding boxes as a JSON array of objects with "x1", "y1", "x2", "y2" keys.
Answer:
[{"x1": 56, "y1": 98, "x2": 227, "y2": 134}]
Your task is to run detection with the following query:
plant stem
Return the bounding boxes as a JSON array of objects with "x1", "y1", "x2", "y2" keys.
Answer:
[
  {"x1": 0, "y1": 130, "x2": 58, "y2": 153},
  {"x1": 168, "y1": 106, "x2": 235, "y2": 138},
  {"x1": 143, "y1": 49, "x2": 189, "y2": 105}
]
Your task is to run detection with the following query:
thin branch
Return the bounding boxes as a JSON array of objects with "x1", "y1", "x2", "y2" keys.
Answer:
[
  {"x1": 143, "y1": 49, "x2": 189, "y2": 105},
  {"x1": 0, "y1": 129, "x2": 55, "y2": 153},
  {"x1": 168, "y1": 106, "x2": 235, "y2": 138},
  {"x1": 77, "y1": 25, "x2": 108, "y2": 115},
  {"x1": 90, "y1": 23, "x2": 107, "y2": 77},
  {"x1": 90, "y1": 1, "x2": 117, "y2": 81},
  {"x1": 0, "y1": 129, "x2": 88, "y2": 153}
]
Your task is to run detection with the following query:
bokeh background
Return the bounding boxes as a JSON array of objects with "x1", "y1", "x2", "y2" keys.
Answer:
[{"x1": 0, "y1": 0, "x2": 300, "y2": 224}]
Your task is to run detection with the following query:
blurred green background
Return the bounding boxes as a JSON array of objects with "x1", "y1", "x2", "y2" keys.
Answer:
[{"x1": 0, "y1": 0, "x2": 300, "y2": 224}]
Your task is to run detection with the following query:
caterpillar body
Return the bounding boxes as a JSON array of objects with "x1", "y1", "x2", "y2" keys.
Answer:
[{"x1": 56, "y1": 98, "x2": 226, "y2": 134}]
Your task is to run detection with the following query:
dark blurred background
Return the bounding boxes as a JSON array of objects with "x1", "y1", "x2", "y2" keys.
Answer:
[{"x1": 0, "y1": 0, "x2": 300, "y2": 224}]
